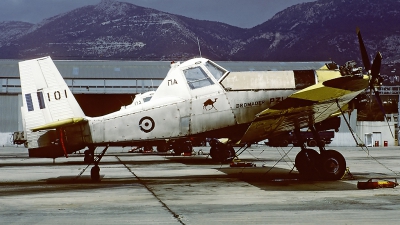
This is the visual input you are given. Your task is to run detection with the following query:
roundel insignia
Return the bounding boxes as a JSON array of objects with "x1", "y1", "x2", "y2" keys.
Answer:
[{"x1": 139, "y1": 116, "x2": 155, "y2": 133}]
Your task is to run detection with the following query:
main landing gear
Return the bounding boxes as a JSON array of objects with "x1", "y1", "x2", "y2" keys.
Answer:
[
  {"x1": 208, "y1": 138, "x2": 235, "y2": 163},
  {"x1": 294, "y1": 127, "x2": 346, "y2": 181}
]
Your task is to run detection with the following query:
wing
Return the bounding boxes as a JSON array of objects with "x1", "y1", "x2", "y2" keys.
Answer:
[{"x1": 240, "y1": 75, "x2": 369, "y2": 143}]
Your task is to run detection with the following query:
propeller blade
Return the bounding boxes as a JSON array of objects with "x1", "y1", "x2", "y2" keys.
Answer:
[
  {"x1": 356, "y1": 28, "x2": 371, "y2": 72},
  {"x1": 373, "y1": 87, "x2": 385, "y2": 115},
  {"x1": 371, "y1": 52, "x2": 382, "y2": 79}
]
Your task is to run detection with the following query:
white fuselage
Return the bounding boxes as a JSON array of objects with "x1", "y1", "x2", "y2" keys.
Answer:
[{"x1": 87, "y1": 58, "x2": 298, "y2": 144}]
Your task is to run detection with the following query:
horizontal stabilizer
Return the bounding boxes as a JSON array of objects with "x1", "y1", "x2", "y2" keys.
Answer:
[{"x1": 31, "y1": 117, "x2": 86, "y2": 132}]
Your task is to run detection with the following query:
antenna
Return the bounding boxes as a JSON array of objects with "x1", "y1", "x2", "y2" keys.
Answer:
[{"x1": 197, "y1": 37, "x2": 202, "y2": 58}]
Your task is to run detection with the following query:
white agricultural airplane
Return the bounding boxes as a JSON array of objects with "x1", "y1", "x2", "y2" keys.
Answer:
[{"x1": 19, "y1": 30, "x2": 382, "y2": 181}]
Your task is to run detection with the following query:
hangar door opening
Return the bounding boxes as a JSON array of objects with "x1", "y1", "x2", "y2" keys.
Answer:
[
  {"x1": 75, "y1": 94, "x2": 135, "y2": 117},
  {"x1": 365, "y1": 133, "x2": 372, "y2": 147}
]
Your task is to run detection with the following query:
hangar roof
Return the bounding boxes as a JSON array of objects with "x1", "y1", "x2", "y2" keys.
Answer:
[{"x1": 0, "y1": 59, "x2": 328, "y2": 79}]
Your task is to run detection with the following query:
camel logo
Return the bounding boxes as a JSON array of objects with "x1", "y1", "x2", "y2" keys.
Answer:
[{"x1": 203, "y1": 98, "x2": 218, "y2": 111}]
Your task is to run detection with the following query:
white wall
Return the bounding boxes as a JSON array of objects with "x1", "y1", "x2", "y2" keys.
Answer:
[
  {"x1": 329, "y1": 111, "x2": 397, "y2": 147},
  {"x1": 329, "y1": 110, "x2": 359, "y2": 147},
  {"x1": 0, "y1": 132, "x2": 13, "y2": 146},
  {"x1": 357, "y1": 120, "x2": 396, "y2": 147}
]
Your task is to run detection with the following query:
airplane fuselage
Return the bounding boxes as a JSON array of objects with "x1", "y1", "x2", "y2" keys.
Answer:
[{"x1": 87, "y1": 89, "x2": 295, "y2": 145}]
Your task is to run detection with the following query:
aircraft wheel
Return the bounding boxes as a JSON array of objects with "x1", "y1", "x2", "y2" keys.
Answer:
[
  {"x1": 224, "y1": 146, "x2": 235, "y2": 162},
  {"x1": 209, "y1": 146, "x2": 219, "y2": 161},
  {"x1": 209, "y1": 145, "x2": 235, "y2": 162},
  {"x1": 91, "y1": 165, "x2": 100, "y2": 181},
  {"x1": 295, "y1": 149, "x2": 320, "y2": 180},
  {"x1": 319, "y1": 150, "x2": 346, "y2": 180}
]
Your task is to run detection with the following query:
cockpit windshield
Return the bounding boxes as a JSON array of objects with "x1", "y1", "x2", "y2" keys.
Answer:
[
  {"x1": 183, "y1": 67, "x2": 214, "y2": 89},
  {"x1": 205, "y1": 61, "x2": 227, "y2": 81}
]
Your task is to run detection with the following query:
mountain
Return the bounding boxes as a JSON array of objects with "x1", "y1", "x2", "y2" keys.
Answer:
[
  {"x1": 0, "y1": 0, "x2": 243, "y2": 60},
  {"x1": 0, "y1": 0, "x2": 399, "y2": 65},
  {"x1": 0, "y1": 21, "x2": 33, "y2": 48},
  {"x1": 236, "y1": 0, "x2": 400, "y2": 64}
]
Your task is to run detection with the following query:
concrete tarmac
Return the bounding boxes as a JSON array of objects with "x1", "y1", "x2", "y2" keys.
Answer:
[{"x1": 1, "y1": 145, "x2": 400, "y2": 224}]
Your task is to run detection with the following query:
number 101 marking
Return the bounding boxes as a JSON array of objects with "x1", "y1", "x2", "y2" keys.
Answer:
[{"x1": 47, "y1": 90, "x2": 68, "y2": 101}]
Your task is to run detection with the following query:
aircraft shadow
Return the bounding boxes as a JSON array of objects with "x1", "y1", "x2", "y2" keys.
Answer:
[{"x1": 217, "y1": 166, "x2": 357, "y2": 191}]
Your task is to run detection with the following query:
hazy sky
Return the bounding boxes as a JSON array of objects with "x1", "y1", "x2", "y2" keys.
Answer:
[{"x1": 0, "y1": 0, "x2": 315, "y2": 28}]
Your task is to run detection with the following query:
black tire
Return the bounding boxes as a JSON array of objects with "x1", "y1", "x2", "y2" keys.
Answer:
[
  {"x1": 295, "y1": 149, "x2": 320, "y2": 180},
  {"x1": 210, "y1": 146, "x2": 219, "y2": 161},
  {"x1": 209, "y1": 145, "x2": 235, "y2": 162},
  {"x1": 227, "y1": 147, "x2": 235, "y2": 161},
  {"x1": 319, "y1": 150, "x2": 346, "y2": 180},
  {"x1": 91, "y1": 165, "x2": 100, "y2": 181}
]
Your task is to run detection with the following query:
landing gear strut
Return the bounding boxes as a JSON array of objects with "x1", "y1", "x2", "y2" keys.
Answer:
[
  {"x1": 84, "y1": 147, "x2": 95, "y2": 163},
  {"x1": 294, "y1": 126, "x2": 346, "y2": 180}
]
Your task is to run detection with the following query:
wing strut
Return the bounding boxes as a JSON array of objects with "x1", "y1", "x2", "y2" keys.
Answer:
[{"x1": 336, "y1": 100, "x2": 361, "y2": 147}]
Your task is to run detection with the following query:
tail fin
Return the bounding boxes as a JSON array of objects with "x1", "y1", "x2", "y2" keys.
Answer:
[{"x1": 19, "y1": 56, "x2": 86, "y2": 151}]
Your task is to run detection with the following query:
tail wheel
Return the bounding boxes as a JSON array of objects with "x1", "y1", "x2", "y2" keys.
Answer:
[
  {"x1": 319, "y1": 150, "x2": 346, "y2": 180},
  {"x1": 295, "y1": 149, "x2": 320, "y2": 180},
  {"x1": 91, "y1": 165, "x2": 100, "y2": 181}
]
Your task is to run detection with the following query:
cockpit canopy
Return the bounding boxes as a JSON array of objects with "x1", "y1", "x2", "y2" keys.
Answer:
[{"x1": 178, "y1": 58, "x2": 229, "y2": 90}]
